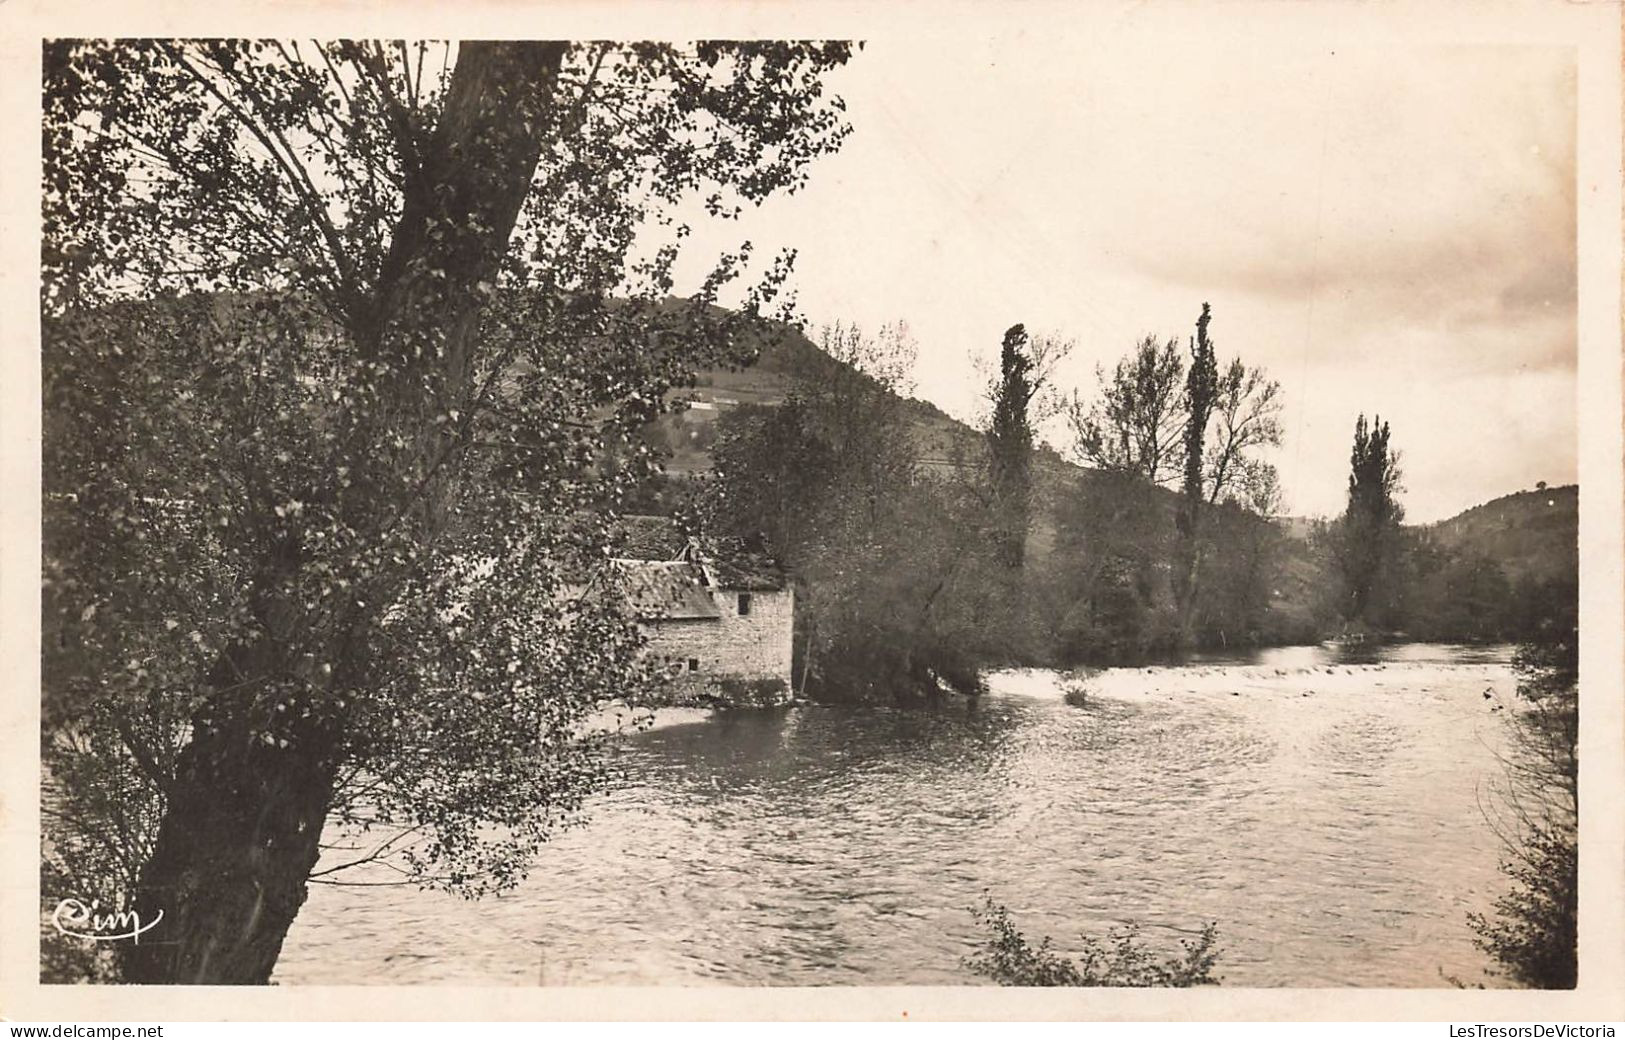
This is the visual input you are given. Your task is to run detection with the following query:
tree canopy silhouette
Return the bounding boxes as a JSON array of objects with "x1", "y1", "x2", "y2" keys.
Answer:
[{"x1": 1334, "y1": 413, "x2": 1405, "y2": 627}]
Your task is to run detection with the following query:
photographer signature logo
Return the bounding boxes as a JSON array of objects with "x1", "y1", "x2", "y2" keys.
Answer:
[{"x1": 51, "y1": 898, "x2": 163, "y2": 944}]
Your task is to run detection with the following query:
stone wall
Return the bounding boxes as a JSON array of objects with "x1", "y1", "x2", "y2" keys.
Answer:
[{"x1": 642, "y1": 587, "x2": 795, "y2": 705}]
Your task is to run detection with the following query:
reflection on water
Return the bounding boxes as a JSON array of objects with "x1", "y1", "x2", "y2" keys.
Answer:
[{"x1": 277, "y1": 643, "x2": 1518, "y2": 988}]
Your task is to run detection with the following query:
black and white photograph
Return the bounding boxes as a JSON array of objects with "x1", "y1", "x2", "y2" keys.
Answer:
[{"x1": 5, "y1": 0, "x2": 1624, "y2": 1024}]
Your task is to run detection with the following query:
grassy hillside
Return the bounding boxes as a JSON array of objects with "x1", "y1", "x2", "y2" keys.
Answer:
[
  {"x1": 645, "y1": 319, "x2": 1001, "y2": 478},
  {"x1": 651, "y1": 318, "x2": 1117, "y2": 484},
  {"x1": 1425, "y1": 484, "x2": 1578, "y2": 585}
]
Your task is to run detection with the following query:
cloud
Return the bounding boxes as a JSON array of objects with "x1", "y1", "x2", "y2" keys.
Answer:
[
  {"x1": 1101, "y1": 48, "x2": 1576, "y2": 372},
  {"x1": 665, "y1": 38, "x2": 1577, "y2": 522}
]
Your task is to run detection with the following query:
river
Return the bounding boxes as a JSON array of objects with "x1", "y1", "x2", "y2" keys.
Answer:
[{"x1": 275, "y1": 643, "x2": 1521, "y2": 987}]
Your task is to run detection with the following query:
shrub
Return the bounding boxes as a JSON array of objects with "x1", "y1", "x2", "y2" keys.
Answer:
[
  {"x1": 1061, "y1": 672, "x2": 1094, "y2": 708},
  {"x1": 965, "y1": 898, "x2": 1221, "y2": 987},
  {"x1": 1468, "y1": 617, "x2": 1578, "y2": 988},
  {"x1": 1468, "y1": 822, "x2": 1576, "y2": 988}
]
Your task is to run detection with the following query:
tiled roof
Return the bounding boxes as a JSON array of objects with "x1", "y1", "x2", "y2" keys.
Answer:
[
  {"x1": 611, "y1": 515, "x2": 788, "y2": 592},
  {"x1": 605, "y1": 559, "x2": 721, "y2": 620}
]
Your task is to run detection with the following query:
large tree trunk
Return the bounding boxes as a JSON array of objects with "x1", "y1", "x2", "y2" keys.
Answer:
[
  {"x1": 120, "y1": 706, "x2": 339, "y2": 984},
  {"x1": 118, "y1": 41, "x2": 568, "y2": 985},
  {"x1": 1174, "y1": 530, "x2": 1203, "y2": 649}
]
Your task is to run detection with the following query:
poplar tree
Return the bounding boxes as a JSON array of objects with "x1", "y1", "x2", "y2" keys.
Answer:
[
  {"x1": 1173, "y1": 303, "x2": 1218, "y2": 643},
  {"x1": 1335, "y1": 414, "x2": 1405, "y2": 626},
  {"x1": 987, "y1": 323, "x2": 1038, "y2": 568}
]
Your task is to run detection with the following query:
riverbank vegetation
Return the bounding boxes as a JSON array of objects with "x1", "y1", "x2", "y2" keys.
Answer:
[
  {"x1": 966, "y1": 898, "x2": 1221, "y2": 987},
  {"x1": 683, "y1": 312, "x2": 1576, "y2": 699},
  {"x1": 703, "y1": 322, "x2": 1025, "y2": 697},
  {"x1": 1469, "y1": 606, "x2": 1579, "y2": 988},
  {"x1": 695, "y1": 309, "x2": 1288, "y2": 699}
]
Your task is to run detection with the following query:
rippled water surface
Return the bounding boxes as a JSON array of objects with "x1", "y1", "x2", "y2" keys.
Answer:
[{"x1": 277, "y1": 643, "x2": 1519, "y2": 987}]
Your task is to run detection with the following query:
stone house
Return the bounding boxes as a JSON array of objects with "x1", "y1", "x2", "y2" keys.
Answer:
[{"x1": 603, "y1": 525, "x2": 795, "y2": 706}]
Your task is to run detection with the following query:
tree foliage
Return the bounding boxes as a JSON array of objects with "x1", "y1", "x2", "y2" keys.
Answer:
[
  {"x1": 1070, "y1": 335, "x2": 1188, "y2": 487},
  {"x1": 1047, "y1": 471, "x2": 1179, "y2": 658},
  {"x1": 1206, "y1": 357, "x2": 1283, "y2": 509},
  {"x1": 712, "y1": 321, "x2": 1038, "y2": 697},
  {"x1": 1070, "y1": 314, "x2": 1280, "y2": 507},
  {"x1": 1060, "y1": 310, "x2": 1283, "y2": 654},
  {"x1": 42, "y1": 38, "x2": 855, "y2": 983},
  {"x1": 987, "y1": 324, "x2": 1038, "y2": 568},
  {"x1": 1180, "y1": 304, "x2": 1219, "y2": 515},
  {"x1": 1329, "y1": 413, "x2": 1405, "y2": 628},
  {"x1": 1173, "y1": 303, "x2": 1219, "y2": 641},
  {"x1": 1469, "y1": 604, "x2": 1578, "y2": 989},
  {"x1": 982, "y1": 324, "x2": 1069, "y2": 569},
  {"x1": 1402, "y1": 535, "x2": 1514, "y2": 642}
]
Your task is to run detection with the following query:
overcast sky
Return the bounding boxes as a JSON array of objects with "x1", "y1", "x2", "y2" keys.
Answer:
[{"x1": 668, "y1": 33, "x2": 1577, "y2": 524}]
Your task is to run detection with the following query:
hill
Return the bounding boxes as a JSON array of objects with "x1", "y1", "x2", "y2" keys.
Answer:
[
  {"x1": 641, "y1": 314, "x2": 1572, "y2": 650},
  {"x1": 647, "y1": 318, "x2": 1112, "y2": 485},
  {"x1": 642, "y1": 319, "x2": 1012, "y2": 479},
  {"x1": 639, "y1": 318, "x2": 1318, "y2": 647},
  {"x1": 1425, "y1": 484, "x2": 1578, "y2": 586}
]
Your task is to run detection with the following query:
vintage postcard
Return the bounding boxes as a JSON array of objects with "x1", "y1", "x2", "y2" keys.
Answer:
[{"x1": 1, "y1": 0, "x2": 1621, "y2": 1024}]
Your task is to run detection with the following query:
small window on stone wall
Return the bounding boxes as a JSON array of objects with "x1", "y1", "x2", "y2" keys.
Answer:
[
  {"x1": 688, "y1": 658, "x2": 699, "y2": 672},
  {"x1": 738, "y1": 593, "x2": 752, "y2": 616}
]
